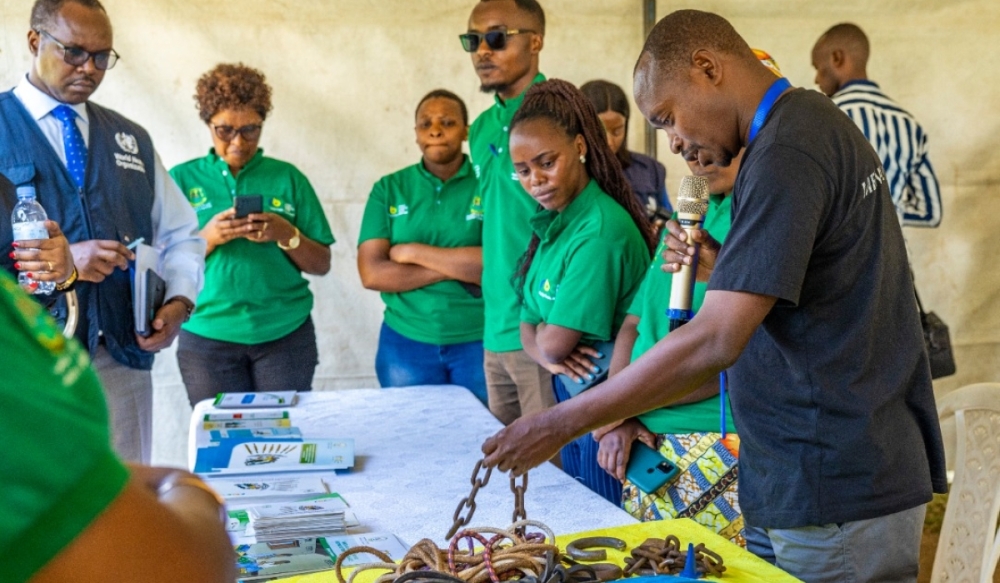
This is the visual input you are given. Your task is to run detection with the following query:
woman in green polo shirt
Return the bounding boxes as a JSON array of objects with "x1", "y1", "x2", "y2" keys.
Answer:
[
  {"x1": 170, "y1": 64, "x2": 335, "y2": 407},
  {"x1": 357, "y1": 90, "x2": 487, "y2": 406},
  {"x1": 507, "y1": 79, "x2": 656, "y2": 502}
]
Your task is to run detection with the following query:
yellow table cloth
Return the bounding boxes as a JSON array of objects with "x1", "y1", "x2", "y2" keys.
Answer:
[{"x1": 276, "y1": 519, "x2": 801, "y2": 583}]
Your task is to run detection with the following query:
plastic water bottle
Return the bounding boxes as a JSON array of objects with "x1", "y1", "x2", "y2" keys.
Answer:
[{"x1": 11, "y1": 185, "x2": 55, "y2": 295}]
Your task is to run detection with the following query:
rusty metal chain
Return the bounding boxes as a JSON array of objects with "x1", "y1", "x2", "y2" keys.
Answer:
[
  {"x1": 446, "y1": 460, "x2": 530, "y2": 541},
  {"x1": 510, "y1": 472, "x2": 528, "y2": 525},
  {"x1": 446, "y1": 459, "x2": 493, "y2": 539}
]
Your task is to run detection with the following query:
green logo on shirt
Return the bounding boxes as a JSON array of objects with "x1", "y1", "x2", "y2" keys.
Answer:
[
  {"x1": 265, "y1": 196, "x2": 296, "y2": 218},
  {"x1": 538, "y1": 279, "x2": 558, "y2": 300},
  {"x1": 186, "y1": 187, "x2": 212, "y2": 212},
  {"x1": 467, "y1": 196, "x2": 484, "y2": 221},
  {"x1": 389, "y1": 204, "x2": 410, "y2": 218}
]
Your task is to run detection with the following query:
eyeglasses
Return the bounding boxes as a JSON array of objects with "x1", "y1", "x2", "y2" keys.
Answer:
[
  {"x1": 459, "y1": 29, "x2": 534, "y2": 53},
  {"x1": 35, "y1": 29, "x2": 120, "y2": 71},
  {"x1": 210, "y1": 123, "x2": 263, "y2": 142}
]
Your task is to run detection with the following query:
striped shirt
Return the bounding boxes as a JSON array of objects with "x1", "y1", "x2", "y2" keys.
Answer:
[{"x1": 832, "y1": 80, "x2": 942, "y2": 227}]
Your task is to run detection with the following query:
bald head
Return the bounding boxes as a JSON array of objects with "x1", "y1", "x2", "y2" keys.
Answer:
[
  {"x1": 637, "y1": 10, "x2": 756, "y2": 78},
  {"x1": 811, "y1": 22, "x2": 869, "y2": 96}
]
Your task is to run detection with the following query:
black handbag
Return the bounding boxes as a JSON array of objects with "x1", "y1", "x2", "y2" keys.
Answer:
[{"x1": 914, "y1": 286, "x2": 956, "y2": 379}]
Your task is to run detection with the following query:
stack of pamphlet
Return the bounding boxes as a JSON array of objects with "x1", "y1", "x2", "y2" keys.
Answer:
[
  {"x1": 235, "y1": 533, "x2": 409, "y2": 583},
  {"x1": 193, "y1": 400, "x2": 354, "y2": 477},
  {"x1": 246, "y1": 497, "x2": 349, "y2": 543}
]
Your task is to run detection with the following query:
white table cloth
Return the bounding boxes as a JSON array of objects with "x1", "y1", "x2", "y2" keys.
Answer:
[{"x1": 189, "y1": 385, "x2": 637, "y2": 545}]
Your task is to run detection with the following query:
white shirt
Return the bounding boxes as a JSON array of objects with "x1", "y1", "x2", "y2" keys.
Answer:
[
  {"x1": 831, "y1": 80, "x2": 942, "y2": 228},
  {"x1": 13, "y1": 75, "x2": 205, "y2": 303}
]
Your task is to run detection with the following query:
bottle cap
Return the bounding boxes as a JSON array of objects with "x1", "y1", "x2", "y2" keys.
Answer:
[{"x1": 15, "y1": 185, "x2": 36, "y2": 200}]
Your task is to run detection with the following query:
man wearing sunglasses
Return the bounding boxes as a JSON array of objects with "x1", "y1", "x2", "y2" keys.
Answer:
[
  {"x1": 0, "y1": 0, "x2": 205, "y2": 464},
  {"x1": 463, "y1": 0, "x2": 554, "y2": 426}
]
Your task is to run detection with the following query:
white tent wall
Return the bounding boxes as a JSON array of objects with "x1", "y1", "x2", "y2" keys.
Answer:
[{"x1": 0, "y1": 0, "x2": 996, "y2": 467}]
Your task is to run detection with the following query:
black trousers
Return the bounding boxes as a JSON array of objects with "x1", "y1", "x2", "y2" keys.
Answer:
[{"x1": 177, "y1": 317, "x2": 318, "y2": 407}]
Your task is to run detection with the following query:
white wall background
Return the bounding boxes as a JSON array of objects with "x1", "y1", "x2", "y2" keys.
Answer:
[{"x1": 1, "y1": 0, "x2": 997, "y2": 467}]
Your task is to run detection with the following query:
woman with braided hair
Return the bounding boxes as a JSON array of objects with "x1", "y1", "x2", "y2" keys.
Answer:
[{"x1": 508, "y1": 79, "x2": 654, "y2": 503}]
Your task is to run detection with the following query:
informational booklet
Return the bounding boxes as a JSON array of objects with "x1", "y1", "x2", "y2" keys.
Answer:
[
  {"x1": 206, "y1": 475, "x2": 329, "y2": 502},
  {"x1": 234, "y1": 533, "x2": 409, "y2": 582},
  {"x1": 235, "y1": 538, "x2": 335, "y2": 582},
  {"x1": 206, "y1": 427, "x2": 302, "y2": 446},
  {"x1": 201, "y1": 418, "x2": 292, "y2": 431},
  {"x1": 320, "y1": 533, "x2": 409, "y2": 567},
  {"x1": 248, "y1": 495, "x2": 350, "y2": 521},
  {"x1": 196, "y1": 439, "x2": 354, "y2": 476},
  {"x1": 214, "y1": 391, "x2": 298, "y2": 408},
  {"x1": 201, "y1": 411, "x2": 292, "y2": 432},
  {"x1": 204, "y1": 410, "x2": 290, "y2": 422}
]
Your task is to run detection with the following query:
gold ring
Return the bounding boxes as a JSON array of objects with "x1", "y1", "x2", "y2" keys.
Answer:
[
  {"x1": 256, "y1": 230, "x2": 262, "y2": 240},
  {"x1": 47, "y1": 261, "x2": 53, "y2": 271},
  {"x1": 262, "y1": 222, "x2": 269, "y2": 232}
]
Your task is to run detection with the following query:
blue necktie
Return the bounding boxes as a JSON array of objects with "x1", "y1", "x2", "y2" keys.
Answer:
[{"x1": 50, "y1": 104, "x2": 88, "y2": 190}]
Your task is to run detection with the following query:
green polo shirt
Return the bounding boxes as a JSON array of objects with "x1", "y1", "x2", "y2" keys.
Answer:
[
  {"x1": 520, "y1": 180, "x2": 649, "y2": 345},
  {"x1": 170, "y1": 149, "x2": 335, "y2": 344},
  {"x1": 471, "y1": 72, "x2": 546, "y2": 352},
  {"x1": 358, "y1": 157, "x2": 484, "y2": 345},
  {"x1": 631, "y1": 193, "x2": 738, "y2": 434},
  {"x1": 0, "y1": 271, "x2": 129, "y2": 583}
]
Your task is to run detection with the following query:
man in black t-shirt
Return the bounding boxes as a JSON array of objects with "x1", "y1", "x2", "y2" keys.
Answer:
[{"x1": 481, "y1": 9, "x2": 946, "y2": 582}]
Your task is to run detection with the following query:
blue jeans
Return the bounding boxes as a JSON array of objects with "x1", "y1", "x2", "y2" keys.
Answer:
[
  {"x1": 553, "y1": 376, "x2": 623, "y2": 505},
  {"x1": 375, "y1": 321, "x2": 488, "y2": 407},
  {"x1": 744, "y1": 505, "x2": 926, "y2": 583}
]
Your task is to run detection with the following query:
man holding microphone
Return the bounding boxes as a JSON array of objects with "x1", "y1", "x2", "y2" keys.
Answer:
[{"x1": 483, "y1": 10, "x2": 945, "y2": 582}]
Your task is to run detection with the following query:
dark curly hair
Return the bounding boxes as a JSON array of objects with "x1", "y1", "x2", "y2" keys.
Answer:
[
  {"x1": 194, "y1": 63, "x2": 273, "y2": 124},
  {"x1": 509, "y1": 79, "x2": 656, "y2": 297}
]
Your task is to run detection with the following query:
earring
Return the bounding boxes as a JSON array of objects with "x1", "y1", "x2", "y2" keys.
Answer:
[{"x1": 579, "y1": 155, "x2": 586, "y2": 164}]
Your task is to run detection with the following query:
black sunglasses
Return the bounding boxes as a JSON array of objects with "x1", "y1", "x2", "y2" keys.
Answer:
[
  {"x1": 35, "y1": 29, "x2": 120, "y2": 71},
  {"x1": 210, "y1": 123, "x2": 263, "y2": 142},
  {"x1": 459, "y1": 29, "x2": 534, "y2": 53}
]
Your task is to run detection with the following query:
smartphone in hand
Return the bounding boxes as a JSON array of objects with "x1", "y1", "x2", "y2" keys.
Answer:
[
  {"x1": 625, "y1": 441, "x2": 679, "y2": 493},
  {"x1": 234, "y1": 194, "x2": 263, "y2": 219}
]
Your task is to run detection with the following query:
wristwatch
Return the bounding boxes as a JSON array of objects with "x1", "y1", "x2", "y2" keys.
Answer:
[{"x1": 278, "y1": 227, "x2": 301, "y2": 250}]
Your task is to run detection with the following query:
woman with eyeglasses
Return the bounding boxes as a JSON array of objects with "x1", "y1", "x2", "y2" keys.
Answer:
[
  {"x1": 580, "y1": 80, "x2": 672, "y2": 229},
  {"x1": 357, "y1": 90, "x2": 487, "y2": 406},
  {"x1": 169, "y1": 63, "x2": 334, "y2": 407},
  {"x1": 508, "y1": 79, "x2": 655, "y2": 502}
]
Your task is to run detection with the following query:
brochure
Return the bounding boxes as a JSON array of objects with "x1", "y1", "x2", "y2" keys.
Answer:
[
  {"x1": 206, "y1": 475, "x2": 329, "y2": 501},
  {"x1": 196, "y1": 439, "x2": 354, "y2": 476},
  {"x1": 234, "y1": 533, "x2": 408, "y2": 582},
  {"x1": 214, "y1": 391, "x2": 298, "y2": 408}
]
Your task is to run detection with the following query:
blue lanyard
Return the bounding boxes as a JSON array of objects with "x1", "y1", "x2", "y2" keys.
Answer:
[{"x1": 748, "y1": 77, "x2": 792, "y2": 143}]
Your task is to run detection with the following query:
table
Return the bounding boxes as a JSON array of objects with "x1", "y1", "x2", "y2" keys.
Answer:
[{"x1": 189, "y1": 385, "x2": 638, "y2": 545}]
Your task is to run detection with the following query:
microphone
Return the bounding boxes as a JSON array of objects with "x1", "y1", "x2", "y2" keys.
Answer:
[{"x1": 667, "y1": 175, "x2": 710, "y2": 331}]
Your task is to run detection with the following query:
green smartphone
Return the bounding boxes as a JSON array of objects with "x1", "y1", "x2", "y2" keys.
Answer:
[{"x1": 625, "y1": 441, "x2": 680, "y2": 493}]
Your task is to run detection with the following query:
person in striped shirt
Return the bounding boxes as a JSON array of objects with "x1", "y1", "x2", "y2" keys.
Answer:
[{"x1": 812, "y1": 23, "x2": 943, "y2": 228}]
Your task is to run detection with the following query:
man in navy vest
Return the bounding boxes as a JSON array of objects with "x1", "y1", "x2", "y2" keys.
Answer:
[{"x1": 0, "y1": 0, "x2": 205, "y2": 463}]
